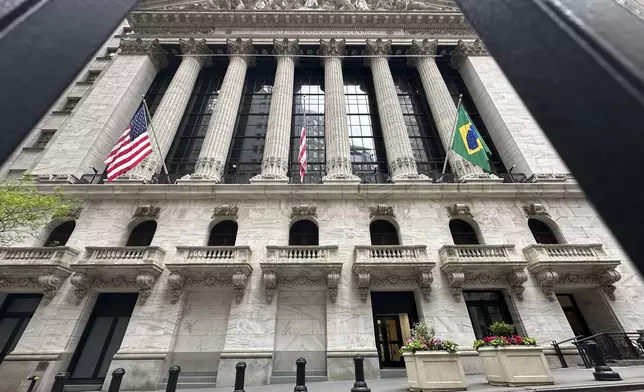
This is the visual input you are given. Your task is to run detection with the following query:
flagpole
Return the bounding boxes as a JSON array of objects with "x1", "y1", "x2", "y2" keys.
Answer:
[
  {"x1": 439, "y1": 94, "x2": 463, "y2": 182},
  {"x1": 141, "y1": 97, "x2": 169, "y2": 176}
]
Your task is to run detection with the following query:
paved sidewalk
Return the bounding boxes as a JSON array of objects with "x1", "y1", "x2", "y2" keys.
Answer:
[{"x1": 154, "y1": 366, "x2": 644, "y2": 392}]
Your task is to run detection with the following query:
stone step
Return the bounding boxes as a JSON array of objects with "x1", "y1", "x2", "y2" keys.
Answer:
[
  {"x1": 160, "y1": 376, "x2": 217, "y2": 383},
  {"x1": 536, "y1": 381, "x2": 644, "y2": 392},
  {"x1": 271, "y1": 369, "x2": 327, "y2": 377},
  {"x1": 157, "y1": 381, "x2": 217, "y2": 389},
  {"x1": 62, "y1": 385, "x2": 102, "y2": 392},
  {"x1": 157, "y1": 371, "x2": 217, "y2": 390},
  {"x1": 270, "y1": 375, "x2": 328, "y2": 384},
  {"x1": 380, "y1": 368, "x2": 407, "y2": 379}
]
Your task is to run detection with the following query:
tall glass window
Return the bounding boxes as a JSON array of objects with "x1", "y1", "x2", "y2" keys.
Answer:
[
  {"x1": 291, "y1": 65, "x2": 325, "y2": 184},
  {"x1": 165, "y1": 64, "x2": 225, "y2": 177},
  {"x1": 225, "y1": 66, "x2": 274, "y2": 184},
  {"x1": 144, "y1": 64, "x2": 177, "y2": 117},
  {"x1": 344, "y1": 64, "x2": 388, "y2": 183}
]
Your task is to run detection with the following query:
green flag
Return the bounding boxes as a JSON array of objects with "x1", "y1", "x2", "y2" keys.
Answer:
[{"x1": 450, "y1": 105, "x2": 492, "y2": 172}]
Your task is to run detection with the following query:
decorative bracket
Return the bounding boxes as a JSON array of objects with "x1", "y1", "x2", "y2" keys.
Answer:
[
  {"x1": 508, "y1": 270, "x2": 528, "y2": 300},
  {"x1": 263, "y1": 272, "x2": 277, "y2": 304},
  {"x1": 419, "y1": 271, "x2": 433, "y2": 302},
  {"x1": 522, "y1": 203, "x2": 550, "y2": 217},
  {"x1": 167, "y1": 273, "x2": 185, "y2": 304},
  {"x1": 536, "y1": 270, "x2": 559, "y2": 301},
  {"x1": 369, "y1": 205, "x2": 394, "y2": 219},
  {"x1": 291, "y1": 205, "x2": 317, "y2": 219},
  {"x1": 133, "y1": 205, "x2": 160, "y2": 219},
  {"x1": 446, "y1": 204, "x2": 472, "y2": 218},
  {"x1": 447, "y1": 271, "x2": 465, "y2": 301},
  {"x1": 38, "y1": 274, "x2": 64, "y2": 304},
  {"x1": 136, "y1": 274, "x2": 157, "y2": 305},
  {"x1": 232, "y1": 271, "x2": 248, "y2": 304},
  {"x1": 357, "y1": 271, "x2": 371, "y2": 302},
  {"x1": 327, "y1": 271, "x2": 340, "y2": 303},
  {"x1": 70, "y1": 273, "x2": 91, "y2": 305},
  {"x1": 69, "y1": 272, "x2": 157, "y2": 305},
  {"x1": 595, "y1": 269, "x2": 621, "y2": 301}
]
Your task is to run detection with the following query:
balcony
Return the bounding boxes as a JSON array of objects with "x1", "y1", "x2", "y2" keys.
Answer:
[
  {"x1": 69, "y1": 246, "x2": 165, "y2": 305},
  {"x1": 0, "y1": 247, "x2": 78, "y2": 304},
  {"x1": 352, "y1": 245, "x2": 435, "y2": 302},
  {"x1": 165, "y1": 246, "x2": 252, "y2": 304},
  {"x1": 439, "y1": 245, "x2": 528, "y2": 301},
  {"x1": 524, "y1": 244, "x2": 621, "y2": 301},
  {"x1": 260, "y1": 245, "x2": 342, "y2": 303}
]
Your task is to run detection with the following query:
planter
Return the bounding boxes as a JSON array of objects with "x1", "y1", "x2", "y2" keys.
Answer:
[
  {"x1": 403, "y1": 351, "x2": 467, "y2": 391},
  {"x1": 478, "y1": 346, "x2": 554, "y2": 386}
]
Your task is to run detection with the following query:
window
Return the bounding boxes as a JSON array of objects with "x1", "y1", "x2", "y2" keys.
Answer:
[
  {"x1": 528, "y1": 218, "x2": 559, "y2": 244},
  {"x1": 166, "y1": 65, "x2": 225, "y2": 177},
  {"x1": 34, "y1": 130, "x2": 55, "y2": 149},
  {"x1": 370, "y1": 220, "x2": 400, "y2": 246},
  {"x1": 344, "y1": 65, "x2": 388, "y2": 183},
  {"x1": 208, "y1": 221, "x2": 238, "y2": 246},
  {"x1": 0, "y1": 294, "x2": 42, "y2": 362},
  {"x1": 289, "y1": 220, "x2": 319, "y2": 246},
  {"x1": 44, "y1": 221, "x2": 76, "y2": 247},
  {"x1": 84, "y1": 71, "x2": 101, "y2": 83},
  {"x1": 126, "y1": 221, "x2": 157, "y2": 246},
  {"x1": 464, "y1": 291, "x2": 514, "y2": 339},
  {"x1": 61, "y1": 98, "x2": 80, "y2": 113},
  {"x1": 291, "y1": 64, "x2": 325, "y2": 184},
  {"x1": 225, "y1": 66, "x2": 274, "y2": 184},
  {"x1": 449, "y1": 219, "x2": 479, "y2": 245}
]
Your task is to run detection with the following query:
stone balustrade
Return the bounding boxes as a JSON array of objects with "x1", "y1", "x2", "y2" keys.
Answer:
[
  {"x1": 0, "y1": 246, "x2": 79, "y2": 264},
  {"x1": 84, "y1": 246, "x2": 166, "y2": 264},
  {"x1": 176, "y1": 245, "x2": 251, "y2": 263},
  {"x1": 266, "y1": 245, "x2": 338, "y2": 261},
  {"x1": 439, "y1": 244, "x2": 518, "y2": 263},
  {"x1": 523, "y1": 244, "x2": 607, "y2": 263},
  {"x1": 354, "y1": 245, "x2": 428, "y2": 262}
]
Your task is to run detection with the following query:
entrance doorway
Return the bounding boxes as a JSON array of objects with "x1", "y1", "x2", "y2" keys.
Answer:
[
  {"x1": 0, "y1": 294, "x2": 42, "y2": 362},
  {"x1": 67, "y1": 293, "x2": 138, "y2": 384},
  {"x1": 464, "y1": 291, "x2": 514, "y2": 339},
  {"x1": 371, "y1": 292, "x2": 419, "y2": 368},
  {"x1": 557, "y1": 294, "x2": 591, "y2": 337}
]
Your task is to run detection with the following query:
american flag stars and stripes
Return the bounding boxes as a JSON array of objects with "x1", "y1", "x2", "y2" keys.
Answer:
[
  {"x1": 104, "y1": 106, "x2": 152, "y2": 181},
  {"x1": 298, "y1": 125, "x2": 307, "y2": 184}
]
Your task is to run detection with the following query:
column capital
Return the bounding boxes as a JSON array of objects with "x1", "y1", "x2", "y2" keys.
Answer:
[
  {"x1": 180, "y1": 38, "x2": 213, "y2": 67},
  {"x1": 449, "y1": 39, "x2": 489, "y2": 69},
  {"x1": 363, "y1": 38, "x2": 392, "y2": 57},
  {"x1": 319, "y1": 38, "x2": 347, "y2": 58},
  {"x1": 119, "y1": 38, "x2": 169, "y2": 69},
  {"x1": 273, "y1": 38, "x2": 301, "y2": 64},
  {"x1": 406, "y1": 39, "x2": 438, "y2": 67},
  {"x1": 227, "y1": 38, "x2": 257, "y2": 67}
]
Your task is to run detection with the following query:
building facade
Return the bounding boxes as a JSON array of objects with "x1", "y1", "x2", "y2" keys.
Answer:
[{"x1": 1, "y1": 0, "x2": 644, "y2": 391}]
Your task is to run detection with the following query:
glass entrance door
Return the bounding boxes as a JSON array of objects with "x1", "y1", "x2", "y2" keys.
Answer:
[
  {"x1": 557, "y1": 294, "x2": 591, "y2": 337},
  {"x1": 67, "y1": 293, "x2": 138, "y2": 383},
  {"x1": 464, "y1": 291, "x2": 514, "y2": 339},
  {"x1": 375, "y1": 316, "x2": 405, "y2": 368},
  {"x1": 0, "y1": 294, "x2": 42, "y2": 362}
]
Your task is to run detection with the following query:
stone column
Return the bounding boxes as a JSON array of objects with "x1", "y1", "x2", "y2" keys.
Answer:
[
  {"x1": 320, "y1": 39, "x2": 360, "y2": 183},
  {"x1": 407, "y1": 39, "x2": 486, "y2": 180},
  {"x1": 121, "y1": 38, "x2": 212, "y2": 182},
  {"x1": 363, "y1": 39, "x2": 427, "y2": 182},
  {"x1": 185, "y1": 38, "x2": 256, "y2": 183},
  {"x1": 251, "y1": 39, "x2": 300, "y2": 183}
]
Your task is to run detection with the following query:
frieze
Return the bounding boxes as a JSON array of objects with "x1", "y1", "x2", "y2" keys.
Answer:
[
  {"x1": 133, "y1": 205, "x2": 161, "y2": 219},
  {"x1": 369, "y1": 204, "x2": 394, "y2": 218},
  {"x1": 0, "y1": 276, "x2": 64, "y2": 304},
  {"x1": 291, "y1": 205, "x2": 317, "y2": 219},
  {"x1": 69, "y1": 273, "x2": 157, "y2": 305},
  {"x1": 145, "y1": 0, "x2": 458, "y2": 11},
  {"x1": 446, "y1": 203, "x2": 472, "y2": 218},
  {"x1": 212, "y1": 205, "x2": 239, "y2": 219}
]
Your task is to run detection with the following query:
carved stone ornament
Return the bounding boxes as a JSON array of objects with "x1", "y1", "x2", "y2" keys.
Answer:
[
  {"x1": 291, "y1": 205, "x2": 317, "y2": 219},
  {"x1": 446, "y1": 270, "x2": 527, "y2": 301},
  {"x1": 167, "y1": 270, "x2": 249, "y2": 304},
  {"x1": 319, "y1": 38, "x2": 347, "y2": 58},
  {"x1": 0, "y1": 275, "x2": 64, "y2": 305},
  {"x1": 449, "y1": 39, "x2": 488, "y2": 69},
  {"x1": 446, "y1": 204, "x2": 472, "y2": 218},
  {"x1": 357, "y1": 270, "x2": 433, "y2": 302},
  {"x1": 133, "y1": 205, "x2": 160, "y2": 219},
  {"x1": 406, "y1": 39, "x2": 438, "y2": 67},
  {"x1": 263, "y1": 272, "x2": 278, "y2": 304},
  {"x1": 179, "y1": 38, "x2": 213, "y2": 67},
  {"x1": 358, "y1": 271, "x2": 371, "y2": 302},
  {"x1": 273, "y1": 38, "x2": 301, "y2": 63},
  {"x1": 227, "y1": 38, "x2": 257, "y2": 67},
  {"x1": 508, "y1": 270, "x2": 528, "y2": 301},
  {"x1": 523, "y1": 203, "x2": 550, "y2": 217},
  {"x1": 327, "y1": 271, "x2": 340, "y2": 303},
  {"x1": 167, "y1": 273, "x2": 185, "y2": 304},
  {"x1": 363, "y1": 38, "x2": 392, "y2": 66},
  {"x1": 119, "y1": 38, "x2": 169, "y2": 69},
  {"x1": 369, "y1": 204, "x2": 394, "y2": 219},
  {"x1": 447, "y1": 271, "x2": 465, "y2": 301},
  {"x1": 536, "y1": 270, "x2": 559, "y2": 301},
  {"x1": 150, "y1": 0, "x2": 458, "y2": 11},
  {"x1": 213, "y1": 205, "x2": 239, "y2": 219},
  {"x1": 69, "y1": 272, "x2": 157, "y2": 305}
]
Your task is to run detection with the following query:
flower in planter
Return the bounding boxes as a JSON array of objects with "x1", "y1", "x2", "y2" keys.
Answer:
[
  {"x1": 473, "y1": 322, "x2": 537, "y2": 350},
  {"x1": 400, "y1": 319, "x2": 459, "y2": 354}
]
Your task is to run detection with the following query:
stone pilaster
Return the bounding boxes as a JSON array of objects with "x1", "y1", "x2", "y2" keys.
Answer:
[
  {"x1": 363, "y1": 39, "x2": 428, "y2": 182},
  {"x1": 407, "y1": 39, "x2": 485, "y2": 180},
  {"x1": 320, "y1": 39, "x2": 360, "y2": 183},
  {"x1": 251, "y1": 39, "x2": 300, "y2": 183},
  {"x1": 184, "y1": 38, "x2": 256, "y2": 183},
  {"x1": 122, "y1": 38, "x2": 212, "y2": 182}
]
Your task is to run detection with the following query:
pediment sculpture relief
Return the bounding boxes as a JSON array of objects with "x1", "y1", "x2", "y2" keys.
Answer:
[{"x1": 155, "y1": 0, "x2": 457, "y2": 11}]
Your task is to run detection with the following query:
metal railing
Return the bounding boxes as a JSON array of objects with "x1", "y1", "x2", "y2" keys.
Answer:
[
  {"x1": 78, "y1": 173, "x2": 178, "y2": 184},
  {"x1": 553, "y1": 331, "x2": 644, "y2": 368}
]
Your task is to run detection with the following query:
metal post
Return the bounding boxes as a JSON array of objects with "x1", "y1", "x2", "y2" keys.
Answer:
[
  {"x1": 233, "y1": 361, "x2": 246, "y2": 392},
  {"x1": 637, "y1": 330, "x2": 644, "y2": 357},
  {"x1": 26, "y1": 376, "x2": 39, "y2": 392},
  {"x1": 49, "y1": 372, "x2": 70, "y2": 392},
  {"x1": 582, "y1": 340, "x2": 622, "y2": 381},
  {"x1": 294, "y1": 357, "x2": 307, "y2": 392},
  {"x1": 165, "y1": 365, "x2": 181, "y2": 392},
  {"x1": 552, "y1": 341, "x2": 567, "y2": 368},
  {"x1": 351, "y1": 355, "x2": 371, "y2": 392},
  {"x1": 108, "y1": 368, "x2": 126, "y2": 392}
]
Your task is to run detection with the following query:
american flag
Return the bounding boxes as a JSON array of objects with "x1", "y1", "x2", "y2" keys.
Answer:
[
  {"x1": 104, "y1": 106, "x2": 152, "y2": 181},
  {"x1": 298, "y1": 125, "x2": 307, "y2": 184}
]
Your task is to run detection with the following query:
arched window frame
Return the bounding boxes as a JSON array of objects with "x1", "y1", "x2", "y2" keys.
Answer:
[
  {"x1": 449, "y1": 218, "x2": 484, "y2": 245},
  {"x1": 527, "y1": 217, "x2": 565, "y2": 245},
  {"x1": 289, "y1": 218, "x2": 320, "y2": 246},
  {"x1": 124, "y1": 219, "x2": 157, "y2": 247},
  {"x1": 42, "y1": 220, "x2": 76, "y2": 247},
  {"x1": 207, "y1": 219, "x2": 239, "y2": 246},
  {"x1": 369, "y1": 218, "x2": 401, "y2": 246}
]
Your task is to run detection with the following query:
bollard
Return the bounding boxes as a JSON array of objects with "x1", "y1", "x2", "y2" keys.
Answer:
[
  {"x1": 233, "y1": 361, "x2": 247, "y2": 392},
  {"x1": 294, "y1": 357, "x2": 307, "y2": 392},
  {"x1": 26, "y1": 376, "x2": 39, "y2": 392},
  {"x1": 49, "y1": 372, "x2": 70, "y2": 392},
  {"x1": 582, "y1": 340, "x2": 622, "y2": 381},
  {"x1": 165, "y1": 365, "x2": 181, "y2": 392},
  {"x1": 351, "y1": 355, "x2": 371, "y2": 392},
  {"x1": 108, "y1": 368, "x2": 126, "y2": 392}
]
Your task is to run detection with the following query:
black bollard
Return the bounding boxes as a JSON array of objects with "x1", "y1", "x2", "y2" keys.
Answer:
[
  {"x1": 165, "y1": 365, "x2": 181, "y2": 392},
  {"x1": 108, "y1": 368, "x2": 126, "y2": 392},
  {"x1": 294, "y1": 357, "x2": 307, "y2": 392},
  {"x1": 49, "y1": 372, "x2": 70, "y2": 392},
  {"x1": 582, "y1": 340, "x2": 622, "y2": 381},
  {"x1": 26, "y1": 376, "x2": 39, "y2": 392},
  {"x1": 351, "y1": 355, "x2": 371, "y2": 392},
  {"x1": 233, "y1": 361, "x2": 247, "y2": 392}
]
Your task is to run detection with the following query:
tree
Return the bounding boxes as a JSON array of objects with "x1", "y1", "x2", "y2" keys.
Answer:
[{"x1": 0, "y1": 178, "x2": 78, "y2": 246}]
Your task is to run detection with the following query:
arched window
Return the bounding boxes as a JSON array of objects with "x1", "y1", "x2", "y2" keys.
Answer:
[
  {"x1": 208, "y1": 221, "x2": 238, "y2": 246},
  {"x1": 528, "y1": 218, "x2": 559, "y2": 244},
  {"x1": 126, "y1": 221, "x2": 157, "y2": 247},
  {"x1": 289, "y1": 220, "x2": 319, "y2": 246},
  {"x1": 44, "y1": 221, "x2": 76, "y2": 247},
  {"x1": 449, "y1": 219, "x2": 480, "y2": 245},
  {"x1": 370, "y1": 220, "x2": 400, "y2": 246}
]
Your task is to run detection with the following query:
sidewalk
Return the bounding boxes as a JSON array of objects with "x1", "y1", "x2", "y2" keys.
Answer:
[{"x1": 155, "y1": 366, "x2": 644, "y2": 392}]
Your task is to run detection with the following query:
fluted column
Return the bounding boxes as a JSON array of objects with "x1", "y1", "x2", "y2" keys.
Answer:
[
  {"x1": 320, "y1": 39, "x2": 360, "y2": 183},
  {"x1": 363, "y1": 39, "x2": 427, "y2": 182},
  {"x1": 407, "y1": 39, "x2": 484, "y2": 180},
  {"x1": 251, "y1": 39, "x2": 300, "y2": 182},
  {"x1": 123, "y1": 38, "x2": 212, "y2": 182},
  {"x1": 185, "y1": 38, "x2": 256, "y2": 182}
]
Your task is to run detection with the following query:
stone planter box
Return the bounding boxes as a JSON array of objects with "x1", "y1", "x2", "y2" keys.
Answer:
[
  {"x1": 478, "y1": 346, "x2": 554, "y2": 386},
  {"x1": 403, "y1": 351, "x2": 467, "y2": 391}
]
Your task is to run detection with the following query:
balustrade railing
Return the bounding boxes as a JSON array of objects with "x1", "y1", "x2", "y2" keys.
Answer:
[
  {"x1": 0, "y1": 246, "x2": 79, "y2": 263},
  {"x1": 439, "y1": 244, "x2": 517, "y2": 264},
  {"x1": 266, "y1": 245, "x2": 338, "y2": 261},
  {"x1": 84, "y1": 246, "x2": 165, "y2": 263},
  {"x1": 176, "y1": 246, "x2": 251, "y2": 262},
  {"x1": 524, "y1": 244, "x2": 607, "y2": 263},
  {"x1": 354, "y1": 245, "x2": 428, "y2": 262}
]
